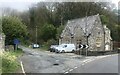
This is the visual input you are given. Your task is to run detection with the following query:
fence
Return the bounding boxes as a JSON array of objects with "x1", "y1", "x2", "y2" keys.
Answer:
[{"x1": 113, "y1": 41, "x2": 120, "y2": 50}]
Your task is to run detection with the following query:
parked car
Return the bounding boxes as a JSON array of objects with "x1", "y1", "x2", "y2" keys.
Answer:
[
  {"x1": 32, "y1": 44, "x2": 40, "y2": 49},
  {"x1": 49, "y1": 45, "x2": 58, "y2": 52},
  {"x1": 55, "y1": 44, "x2": 76, "y2": 53}
]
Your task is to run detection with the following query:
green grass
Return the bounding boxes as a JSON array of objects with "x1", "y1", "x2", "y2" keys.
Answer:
[
  {"x1": 1, "y1": 48, "x2": 23, "y2": 73},
  {"x1": 37, "y1": 44, "x2": 50, "y2": 51},
  {"x1": 9, "y1": 48, "x2": 23, "y2": 57},
  {"x1": 40, "y1": 46, "x2": 49, "y2": 51}
]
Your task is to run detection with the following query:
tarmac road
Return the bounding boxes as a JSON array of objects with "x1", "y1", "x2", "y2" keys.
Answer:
[
  {"x1": 19, "y1": 46, "x2": 85, "y2": 73},
  {"x1": 70, "y1": 54, "x2": 118, "y2": 73},
  {"x1": 19, "y1": 46, "x2": 119, "y2": 74}
]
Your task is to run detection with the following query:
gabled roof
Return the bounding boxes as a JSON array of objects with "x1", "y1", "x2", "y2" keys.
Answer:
[{"x1": 61, "y1": 14, "x2": 101, "y2": 37}]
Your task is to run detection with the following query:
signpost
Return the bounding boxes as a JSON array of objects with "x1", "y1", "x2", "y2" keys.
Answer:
[
  {"x1": 79, "y1": 44, "x2": 89, "y2": 55},
  {"x1": 13, "y1": 39, "x2": 20, "y2": 51},
  {"x1": 79, "y1": 44, "x2": 89, "y2": 49},
  {"x1": 79, "y1": 44, "x2": 83, "y2": 49}
]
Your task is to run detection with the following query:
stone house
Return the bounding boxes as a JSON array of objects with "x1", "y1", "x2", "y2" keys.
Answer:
[{"x1": 59, "y1": 14, "x2": 113, "y2": 52}]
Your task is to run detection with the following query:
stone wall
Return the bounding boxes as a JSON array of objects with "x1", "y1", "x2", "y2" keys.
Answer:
[
  {"x1": 104, "y1": 25, "x2": 113, "y2": 51},
  {"x1": 0, "y1": 33, "x2": 5, "y2": 52},
  {"x1": 88, "y1": 18, "x2": 105, "y2": 51}
]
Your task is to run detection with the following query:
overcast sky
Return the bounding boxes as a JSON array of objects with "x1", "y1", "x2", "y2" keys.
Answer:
[{"x1": 0, "y1": 0, "x2": 119, "y2": 12}]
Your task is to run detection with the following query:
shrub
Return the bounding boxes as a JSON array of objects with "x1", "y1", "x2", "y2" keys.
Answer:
[
  {"x1": 1, "y1": 49, "x2": 23, "y2": 73},
  {"x1": 1, "y1": 52, "x2": 20, "y2": 73}
]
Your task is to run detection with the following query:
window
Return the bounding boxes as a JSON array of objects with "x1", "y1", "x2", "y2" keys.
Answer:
[
  {"x1": 64, "y1": 45, "x2": 67, "y2": 48},
  {"x1": 76, "y1": 39, "x2": 82, "y2": 44},
  {"x1": 98, "y1": 32, "x2": 100, "y2": 34}
]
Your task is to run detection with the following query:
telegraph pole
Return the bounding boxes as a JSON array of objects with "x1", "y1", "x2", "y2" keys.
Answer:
[
  {"x1": 36, "y1": 26, "x2": 38, "y2": 44},
  {"x1": 85, "y1": 3, "x2": 91, "y2": 56},
  {"x1": 85, "y1": 12, "x2": 88, "y2": 56}
]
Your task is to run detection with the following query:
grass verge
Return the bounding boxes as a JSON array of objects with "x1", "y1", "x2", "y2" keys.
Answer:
[
  {"x1": 0, "y1": 48, "x2": 23, "y2": 73},
  {"x1": 40, "y1": 46, "x2": 49, "y2": 51}
]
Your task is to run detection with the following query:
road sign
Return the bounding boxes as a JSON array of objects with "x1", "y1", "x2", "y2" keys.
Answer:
[
  {"x1": 13, "y1": 39, "x2": 20, "y2": 50},
  {"x1": 79, "y1": 44, "x2": 83, "y2": 49},
  {"x1": 13, "y1": 39, "x2": 20, "y2": 45},
  {"x1": 85, "y1": 45, "x2": 89, "y2": 48},
  {"x1": 79, "y1": 44, "x2": 89, "y2": 49}
]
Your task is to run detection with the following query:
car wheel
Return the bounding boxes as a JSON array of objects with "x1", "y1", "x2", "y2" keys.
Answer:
[
  {"x1": 50, "y1": 50, "x2": 52, "y2": 52},
  {"x1": 72, "y1": 50, "x2": 75, "y2": 53},
  {"x1": 62, "y1": 50, "x2": 65, "y2": 53}
]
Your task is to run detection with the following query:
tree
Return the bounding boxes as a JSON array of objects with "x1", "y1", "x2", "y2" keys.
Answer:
[
  {"x1": 2, "y1": 16, "x2": 28, "y2": 45},
  {"x1": 100, "y1": 15, "x2": 109, "y2": 24},
  {"x1": 41, "y1": 24, "x2": 56, "y2": 42},
  {"x1": 56, "y1": 25, "x2": 64, "y2": 40},
  {"x1": 19, "y1": 2, "x2": 120, "y2": 43}
]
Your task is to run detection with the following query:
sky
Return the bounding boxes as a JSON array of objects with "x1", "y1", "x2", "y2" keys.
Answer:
[{"x1": 0, "y1": 0, "x2": 119, "y2": 12}]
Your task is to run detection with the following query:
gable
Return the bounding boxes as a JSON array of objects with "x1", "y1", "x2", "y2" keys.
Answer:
[{"x1": 61, "y1": 14, "x2": 101, "y2": 37}]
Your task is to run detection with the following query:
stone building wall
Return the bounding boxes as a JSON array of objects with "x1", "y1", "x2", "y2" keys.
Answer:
[
  {"x1": 88, "y1": 17, "x2": 105, "y2": 51},
  {"x1": 104, "y1": 25, "x2": 113, "y2": 51},
  {"x1": 59, "y1": 14, "x2": 113, "y2": 52}
]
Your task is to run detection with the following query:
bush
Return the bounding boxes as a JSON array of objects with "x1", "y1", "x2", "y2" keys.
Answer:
[
  {"x1": 1, "y1": 49, "x2": 23, "y2": 73},
  {"x1": 1, "y1": 52, "x2": 19, "y2": 73},
  {"x1": 42, "y1": 39, "x2": 58, "y2": 50},
  {"x1": 41, "y1": 24, "x2": 56, "y2": 42},
  {"x1": 2, "y1": 53, "x2": 20, "y2": 73}
]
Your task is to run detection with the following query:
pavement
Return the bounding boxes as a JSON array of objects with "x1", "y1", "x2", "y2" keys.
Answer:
[{"x1": 18, "y1": 46, "x2": 119, "y2": 73}]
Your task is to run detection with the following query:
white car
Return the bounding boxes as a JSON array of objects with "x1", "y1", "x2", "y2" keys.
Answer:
[
  {"x1": 55, "y1": 44, "x2": 76, "y2": 53},
  {"x1": 50, "y1": 45, "x2": 58, "y2": 49},
  {"x1": 32, "y1": 44, "x2": 39, "y2": 48},
  {"x1": 49, "y1": 45, "x2": 58, "y2": 52}
]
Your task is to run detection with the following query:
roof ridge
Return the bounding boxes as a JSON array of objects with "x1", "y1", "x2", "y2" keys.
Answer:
[
  {"x1": 65, "y1": 14, "x2": 100, "y2": 36},
  {"x1": 68, "y1": 14, "x2": 99, "y2": 22}
]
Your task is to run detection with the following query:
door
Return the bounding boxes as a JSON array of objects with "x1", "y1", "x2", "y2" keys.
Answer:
[{"x1": 105, "y1": 44, "x2": 110, "y2": 51}]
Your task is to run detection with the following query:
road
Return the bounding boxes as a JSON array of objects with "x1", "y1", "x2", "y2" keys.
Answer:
[
  {"x1": 70, "y1": 54, "x2": 118, "y2": 73},
  {"x1": 19, "y1": 46, "x2": 119, "y2": 74},
  {"x1": 19, "y1": 46, "x2": 86, "y2": 73}
]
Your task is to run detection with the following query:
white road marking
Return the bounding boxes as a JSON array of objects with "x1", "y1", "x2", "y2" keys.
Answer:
[
  {"x1": 20, "y1": 61, "x2": 26, "y2": 75},
  {"x1": 83, "y1": 59, "x2": 92, "y2": 63},
  {"x1": 82, "y1": 63, "x2": 84, "y2": 65},
  {"x1": 85, "y1": 61, "x2": 89, "y2": 63},
  {"x1": 64, "y1": 71, "x2": 69, "y2": 74},
  {"x1": 66, "y1": 68, "x2": 70, "y2": 71},
  {"x1": 56, "y1": 60, "x2": 59, "y2": 61},
  {"x1": 83, "y1": 60, "x2": 87, "y2": 62},
  {"x1": 85, "y1": 59, "x2": 94, "y2": 63},
  {"x1": 74, "y1": 67, "x2": 77, "y2": 69},
  {"x1": 69, "y1": 69, "x2": 73, "y2": 71}
]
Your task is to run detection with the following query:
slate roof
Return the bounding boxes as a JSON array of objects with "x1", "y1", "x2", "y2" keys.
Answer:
[{"x1": 61, "y1": 14, "x2": 101, "y2": 37}]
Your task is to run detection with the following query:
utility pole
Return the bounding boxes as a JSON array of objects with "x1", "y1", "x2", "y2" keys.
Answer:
[
  {"x1": 61, "y1": 16, "x2": 63, "y2": 26},
  {"x1": 36, "y1": 26, "x2": 38, "y2": 44},
  {"x1": 85, "y1": 12, "x2": 88, "y2": 56},
  {"x1": 85, "y1": 3, "x2": 91, "y2": 56},
  {"x1": 61, "y1": 4, "x2": 63, "y2": 26}
]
